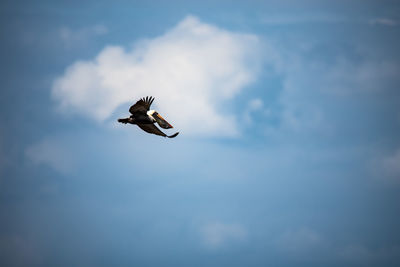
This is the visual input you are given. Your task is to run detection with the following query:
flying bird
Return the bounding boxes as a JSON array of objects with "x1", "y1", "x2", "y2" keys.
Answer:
[{"x1": 118, "y1": 96, "x2": 179, "y2": 138}]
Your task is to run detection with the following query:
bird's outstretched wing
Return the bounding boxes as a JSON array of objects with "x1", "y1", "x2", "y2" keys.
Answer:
[
  {"x1": 129, "y1": 96, "x2": 154, "y2": 115},
  {"x1": 137, "y1": 123, "x2": 179, "y2": 138}
]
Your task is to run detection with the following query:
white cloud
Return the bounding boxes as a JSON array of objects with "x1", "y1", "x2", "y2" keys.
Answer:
[
  {"x1": 25, "y1": 138, "x2": 74, "y2": 174},
  {"x1": 52, "y1": 16, "x2": 261, "y2": 137},
  {"x1": 201, "y1": 222, "x2": 247, "y2": 248}
]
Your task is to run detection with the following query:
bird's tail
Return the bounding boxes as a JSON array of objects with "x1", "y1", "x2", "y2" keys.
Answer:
[
  {"x1": 118, "y1": 118, "x2": 129, "y2": 124},
  {"x1": 167, "y1": 132, "x2": 179, "y2": 138}
]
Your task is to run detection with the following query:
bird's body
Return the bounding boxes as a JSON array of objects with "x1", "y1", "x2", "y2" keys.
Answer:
[{"x1": 118, "y1": 96, "x2": 179, "y2": 138}]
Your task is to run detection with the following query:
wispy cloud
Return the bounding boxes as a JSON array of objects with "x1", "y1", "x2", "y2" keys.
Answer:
[
  {"x1": 52, "y1": 15, "x2": 261, "y2": 137},
  {"x1": 201, "y1": 222, "x2": 247, "y2": 248},
  {"x1": 0, "y1": 235, "x2": 41, "y2": 266},
  {"x1": 59, "y1": 24, "x2": 108, "y2": 48},
  {"x1": 269, "y1": 53, "x2": 400, "y2": 134},
  {"x1": 339, "y1": 244, "x2": 400, "y2": 263},
  {"x1": 261, "y1": 14, "x2": 347, "y2": 25},
  {"x1": 243, "y1": 98, "x2": 264, "y2": 124},
  {"x1": 0, "y1": 134, "x2": 6, "y2": 173},
  {"x1": 25, "y1": 138, "x2": 74, "y2": 174},
  {"x1": 274, "y1": 228, "x2": 400, "y2": 263},
  {"x1": 261, "y1": 14, "x2": 399, "y2": 27},
  {"x1": 379, "y1": 149, "x2": 400, "y2": 182},
  {"x1": 369, "y1": 18, "x2": 399, "y2": 26},
  {"x1": 276, "y1": 227, "x2": 323, "y2": 255},
  {"x1": 0, "y1": 132, "x2": 14, "y2": 174}
]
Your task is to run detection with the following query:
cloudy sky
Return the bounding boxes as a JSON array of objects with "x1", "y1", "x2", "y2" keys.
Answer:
[{"x1": 1, "y1": 0, "x2": 400, "y2": 266}]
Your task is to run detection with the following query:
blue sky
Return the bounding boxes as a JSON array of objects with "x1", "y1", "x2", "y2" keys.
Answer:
[{"x1": 1, "y1": 0, "x2": 400, "y2": 266}]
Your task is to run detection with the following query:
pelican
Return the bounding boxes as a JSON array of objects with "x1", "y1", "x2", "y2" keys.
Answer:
[{"x1": 118, "y1": 96, "x2": 179, "y2": 138}]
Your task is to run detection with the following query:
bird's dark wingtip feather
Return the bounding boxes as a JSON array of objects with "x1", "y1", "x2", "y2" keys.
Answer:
[
  {"x1": 142, "y1": 96, "x2": 154, "y2": 108},
  {"x1": 167, "y1": 132, "x2": 179, "y2": 138}
]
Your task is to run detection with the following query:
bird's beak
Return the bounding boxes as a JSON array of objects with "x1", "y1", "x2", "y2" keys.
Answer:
[{"x1": 156, "y1": 113, "x2": 173, "y2": 129}]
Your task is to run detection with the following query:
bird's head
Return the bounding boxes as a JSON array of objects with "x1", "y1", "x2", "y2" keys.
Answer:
[{"x1": 147, "y1": 110, "x2": 173, "y2": 129}]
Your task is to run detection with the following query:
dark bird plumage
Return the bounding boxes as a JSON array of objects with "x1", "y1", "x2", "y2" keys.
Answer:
[
  {"x1": 129, "y1": 96, "x2": 154, "y2": 116},
  {"x1": 118, "y1": 96, "x2": 179, "y2": 138}
]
